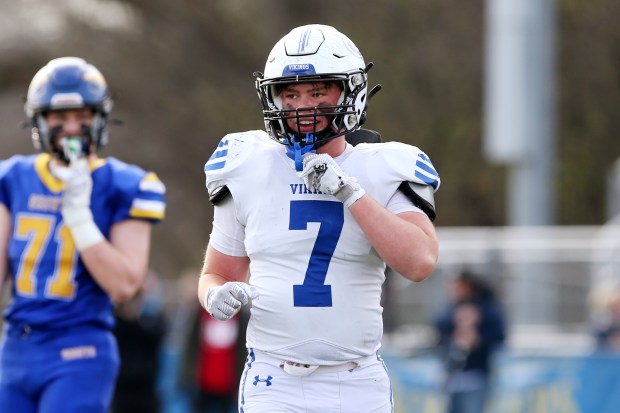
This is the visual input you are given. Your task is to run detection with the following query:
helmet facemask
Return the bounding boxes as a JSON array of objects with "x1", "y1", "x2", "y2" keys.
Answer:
[
  {"x1": 255, "y1": 25, "x2": 381, "y2": 167},
  {"x1": 256, "y1": 68, "x2": 370, "y2": 151},
  {"x1": 31, "y1": 109, "x2": 107, "y2": 162},
  {"x1": 47, "y1": 123, "x2": 96, "y2": 163}
]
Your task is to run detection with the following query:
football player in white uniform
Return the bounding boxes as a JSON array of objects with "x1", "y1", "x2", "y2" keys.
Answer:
[{"x1": 198, "y1": 24, "x2": 440, "y2": 412}]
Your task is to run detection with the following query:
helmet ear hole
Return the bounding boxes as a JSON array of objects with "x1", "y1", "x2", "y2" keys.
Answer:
[
  {"x1": 32, "y1": 114, "x2": 50, "y2": 153},
  {"x1": 344, "y1": 114, "x2": 358, "y2": 130},
  {"x1": 31, "y1": 128, "x2": 43, "y2": 152}
]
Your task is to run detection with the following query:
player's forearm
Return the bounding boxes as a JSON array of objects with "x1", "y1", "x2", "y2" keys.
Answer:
[
  {"x1": 80, "y1": 243, "x2": 149, "y2": 303},
  {"x1": 199, "y1": 244, "x2": 251, "y2": 308},
  {"x1": 349, "y1": 195, "x2": 438, "y2": 281},
  {"x1": 198, "y1": 273, "x2": 231, "y2": 308}
]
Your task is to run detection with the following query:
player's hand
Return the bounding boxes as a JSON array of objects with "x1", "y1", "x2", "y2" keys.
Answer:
[
  {"x1": 205, "y1": 282, "x2": 258, "y2": 321},
  {"x1": 54, "y1": 158, "x2": 92, "y2": 208},
  {"x1": 51, "y1": 156, "x2": 103, "y2": 250},
  {"x1": 300, "y1": 153, "x2": 366, "y2": 207},
  {"x1": 52, "y1": 158, "x2": 93, "y2": 226}
]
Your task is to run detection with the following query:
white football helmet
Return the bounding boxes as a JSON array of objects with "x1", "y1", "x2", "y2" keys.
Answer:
[{"x1": 255, "y1": 24, "x2": 381, "y2": 149}]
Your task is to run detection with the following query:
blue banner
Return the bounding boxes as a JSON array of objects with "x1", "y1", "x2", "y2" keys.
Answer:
[{"x1": 384, "y1": 352, "x2": 620, "y2": 413}]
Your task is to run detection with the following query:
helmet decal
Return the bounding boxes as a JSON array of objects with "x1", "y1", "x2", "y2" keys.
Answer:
[
  {"x1": 290, "y1": 27, "x2": 325, "y2": 55},
  {"x1": 282, "y1": 64, "x2": 316, "y2": 76}
]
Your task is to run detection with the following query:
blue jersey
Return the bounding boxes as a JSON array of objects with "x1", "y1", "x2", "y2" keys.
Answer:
[{"x1": 0, "y1": 153, "x2": 166, "y2": 331}]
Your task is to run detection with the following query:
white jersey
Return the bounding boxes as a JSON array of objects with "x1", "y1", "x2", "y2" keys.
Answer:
[{"x1": 204, "y1": 130, "x2": 440, "y2": 365}]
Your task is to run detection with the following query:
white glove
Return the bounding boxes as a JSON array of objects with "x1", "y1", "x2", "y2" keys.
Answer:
[
  {"x1": 300, "y1": 154, "x2": 366, "y2": 207},
  {"x1": 51, "y1": 158, "x2": 104, "y2": 250},
  {"x1": 204, "y1": 282, "x2": 258, "y2": 321}
]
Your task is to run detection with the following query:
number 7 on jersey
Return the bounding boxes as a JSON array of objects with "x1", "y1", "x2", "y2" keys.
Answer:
[{"x1": 289, "y1": 200, "x2": 344, "y2": 307}]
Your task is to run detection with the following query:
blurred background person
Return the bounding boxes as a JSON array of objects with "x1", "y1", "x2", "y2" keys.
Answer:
[
  {"x1": 160, "y1": 271, "x2": 247, "y2": 413},
  {"x1": 0, "y1": 57, "x2": 166, "y2": 413},
  {"x1": 112, "y1": 269, "x2": 167, "y2": 413},
  {"x1": 588, "y1": 280, "x2": 620, "y2": 352},
  {"x1": 157, "y1": 271, "x2": 202, "y2": 412},
  {"x1": 178, "y1": 290, "x2": 248, "y2": 413},
  {"x1": 432, "y1": 271, "x2": 506, "y2": 413}
]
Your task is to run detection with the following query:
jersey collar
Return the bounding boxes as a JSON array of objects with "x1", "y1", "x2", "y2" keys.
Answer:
[{"x1": 34, "y1": 153, "x2": 105, "y2": 193}]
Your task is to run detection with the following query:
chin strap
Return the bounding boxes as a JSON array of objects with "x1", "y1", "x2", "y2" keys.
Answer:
[{"x1": 285, "y1": 134, "x2": 316, "y2": 172}]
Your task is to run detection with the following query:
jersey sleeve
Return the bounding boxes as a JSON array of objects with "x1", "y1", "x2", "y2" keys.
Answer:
[
  {"x1": 209, "y1": 194, "x2": 247, "y2": 256},
  {"x1": 129, "y1": 172, "x2": 167, "y2": 221},
  {"x1": 107, "y1": 159, "x2": 166, "y2": 224},
  {"x1": 203, "y1": 131, "x2": 268, "y2": 255},
  {"x1": 385, "y1": 189, "x2": 425, "y2": 215},
  {"x1": 0, "y1": 160, "x2": 11, "y2": 208}
]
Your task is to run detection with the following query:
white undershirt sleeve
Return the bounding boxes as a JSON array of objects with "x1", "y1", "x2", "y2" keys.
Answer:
[{"x1": 386, "y1": 188, "x2": 426, "y2": 216}]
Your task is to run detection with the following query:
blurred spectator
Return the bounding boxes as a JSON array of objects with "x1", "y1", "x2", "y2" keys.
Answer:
[
  {"x1": 178, "y1": 303, "x2": 248, "y2": 413},
  {"x1": 588, "y1": 280, "x2": 620, "y2": 352},
  {"x1": 432, "y1": 271, "x2": 506, "y2": 413},
  {"x1": 163, "y1": 271, "x2": 247, "y2": 413},
  {"x1": 111, "y1": 270, "x2": 167, "y2": 413},
  {"x1": 156, "y1": 271, "x2": 200, "y2": 413}
]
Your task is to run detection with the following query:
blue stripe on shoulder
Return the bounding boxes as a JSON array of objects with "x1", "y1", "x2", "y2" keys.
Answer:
[
  {"x1": 204, "y1": 160, "x2": 226, "y2": 172},
  {"x1": 415, "y1": 153, "x2": 440, "y2": 189},
  {"x1": 205, "y1": 139, "x2": 230, "y2": 171},
  {"x1": 209, "y1": 149, "x2": 228, "y2": 160}
]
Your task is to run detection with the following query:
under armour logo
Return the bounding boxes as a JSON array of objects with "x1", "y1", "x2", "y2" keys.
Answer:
[{"x1": 253, "y1": 375, "x2": 273, "y2": 386}]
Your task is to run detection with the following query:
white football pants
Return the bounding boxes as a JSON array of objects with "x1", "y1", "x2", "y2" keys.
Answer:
[{"x1": 238, "y1": 349, "x2": 394, "y2": 413}]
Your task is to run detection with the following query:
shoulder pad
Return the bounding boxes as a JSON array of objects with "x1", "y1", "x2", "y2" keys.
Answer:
[
  {"x1": 376, "y1": 142, "x2": 441, "y2": 191},
  {"x1": 0, "y1": 156, "x2": 24, "y2": 206},
  {"x1": 203, "y1": 130, "x2": 269, "y2": 203},
  {"x1": 0, "y1": 155, "x2": 25, "y2": 179},
  {"x1": 368, "y1": 142, "x2": 440, "y2": 220}
]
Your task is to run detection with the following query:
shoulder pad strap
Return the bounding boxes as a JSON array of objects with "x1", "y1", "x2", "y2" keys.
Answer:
[
  {"x1": 209, "y1": 185, "x2": 231, "y2": 205},
  {"x1": 345, "y1": 129, "x2": 381, "y2": 146},
  {"x1": 398, "y1": 181, "x2": 436, "y2": 221}
]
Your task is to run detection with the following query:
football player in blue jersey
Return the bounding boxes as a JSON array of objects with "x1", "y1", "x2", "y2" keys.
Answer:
[
  {"x1": 0, "y1": 57, "x2": 166, "y2": 413},
  {"x1": 197, "y1": 25, "x2": 441, "y2": 412}
]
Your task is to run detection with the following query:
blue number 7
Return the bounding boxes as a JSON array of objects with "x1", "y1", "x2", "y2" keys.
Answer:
[{"x1": 289, "y1": 200, "x2": 344, "y2": 307}]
